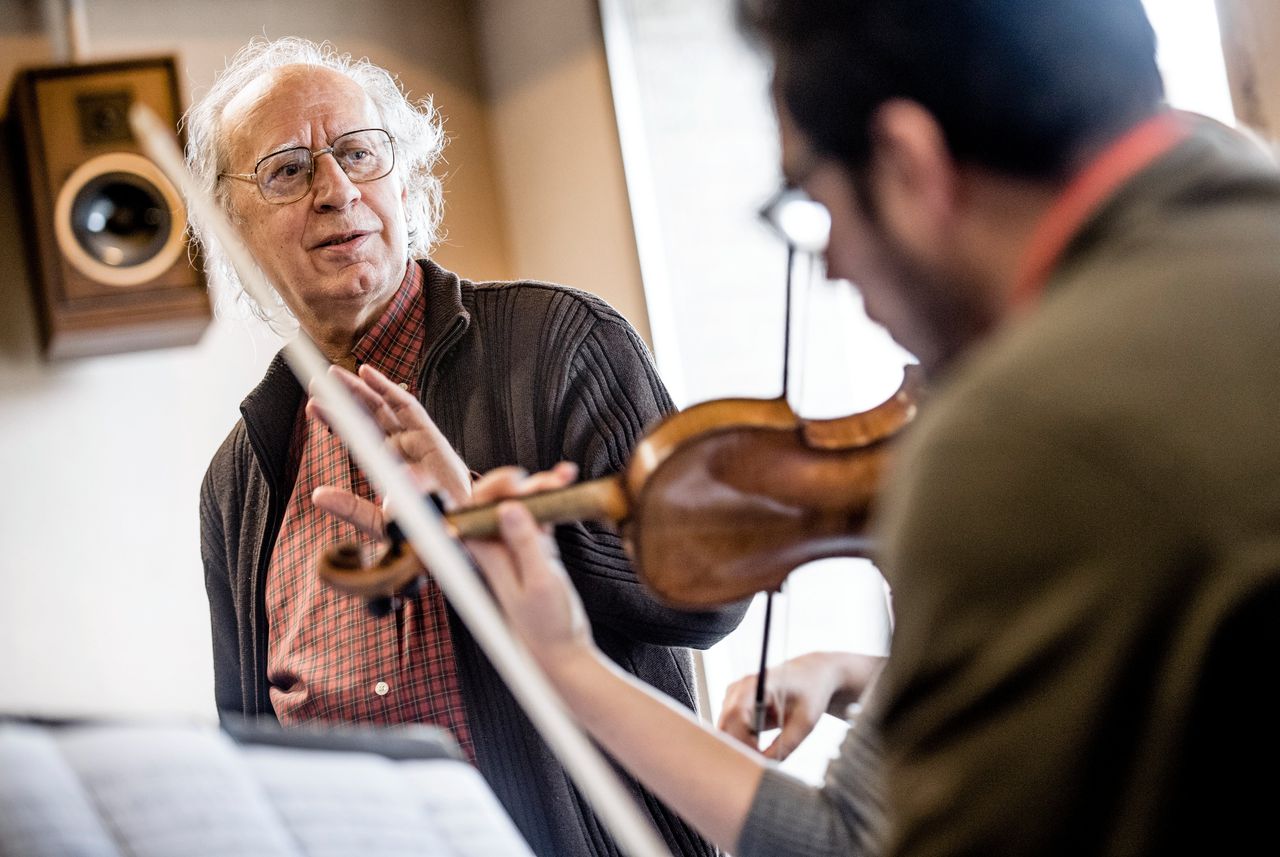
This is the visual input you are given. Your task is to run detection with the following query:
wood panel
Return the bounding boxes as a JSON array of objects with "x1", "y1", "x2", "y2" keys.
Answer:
[{"x1": 1215, "y1": 0, "x2": 1280, "y2": 137}]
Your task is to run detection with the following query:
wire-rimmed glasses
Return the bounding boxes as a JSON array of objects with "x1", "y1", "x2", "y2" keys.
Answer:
[
  {"x1": 219, "y1": 128, "x2": 396, "y2": 205},
  {"x1": 758, "y1": 183, "x2": 831, "y2": 254}
]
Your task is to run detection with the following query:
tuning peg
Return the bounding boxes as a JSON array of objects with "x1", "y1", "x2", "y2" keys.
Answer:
[
  {"x1": 385, "y1": 519, "x2": 407, "y2": 553},
  {"x1": 383, "y1": 493, "x2": 449, "y2": 553},
  {"x1": 398, "y1": 574, "x2": 425, "y2": 599},
  {"x1": 366, "y1": 594, "x2": 403, "y2": 618}
]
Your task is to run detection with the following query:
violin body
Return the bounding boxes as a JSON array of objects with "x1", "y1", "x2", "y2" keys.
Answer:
[
  {"x1": 631, "y1": 411, "x2": 886, "y2": 606},
  {"x1": 319, "y1": 367, "x2": 920, "y2": 609}
]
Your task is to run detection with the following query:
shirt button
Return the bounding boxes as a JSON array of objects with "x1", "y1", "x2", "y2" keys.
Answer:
[
  {"x1": 374, "y1": 681, "x2": 389, "y2": 696},
  {"x1": 398, "y1": 382, "x2": 408, "y2": 391}
]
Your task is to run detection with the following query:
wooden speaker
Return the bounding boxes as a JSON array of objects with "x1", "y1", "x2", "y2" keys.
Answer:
[{"x1": 7, "y1": 56, "x2": 211, "y2": 359}]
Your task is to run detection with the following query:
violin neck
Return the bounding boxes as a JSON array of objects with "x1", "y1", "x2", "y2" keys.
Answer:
[{"x1": 446, "y1": 474, "x2": 630, "y2": 538}]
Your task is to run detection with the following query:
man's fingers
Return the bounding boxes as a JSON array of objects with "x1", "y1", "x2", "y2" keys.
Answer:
[
  {"x1": 396, "y1": 427, "x2": 457, "y2": 465},
  {"x1": 761, "y1": 734, "x2": 788, "y2": 761},
  {"x1": 312, "y1": 487, "x2": 385, "y2": 538},
  {"x1": 516, "y1": 461, "x2": 579, "y2": 496},
  {"x1": 497, "y1": 501, "x2": 560, "y2": 575},
  {"x1": 718, "y1": 701, "x2": 759, "y2": 747},
  {"x1": 310, "y1": 370, "x2": 399, "y2": 437},
  {"x1": 468, "y1": 540, "x2": 517, "y2": 603},
  {"x1": 359, "y1": 363, "x2": 417, "y2": 404},
  {"x1": 471, "y1": 462, "x2": 580, "y2": 507},
  {"x1": 323, "y1": 366, "x2": 469, "y2": 504},
  {"x1": 383, "y1": 433, "x2": 446, "y2": 482},
  {"x1": 326, "y1": 366, "x2": 403, "y2": 434},
  {"x1": 763, "y1": 711, "x2": 817, "y2": 762},
  {"x1": 357, "y1": 363, "x2": 409, "y2": 397},
  {"x1": 716, "y1": 675, "x2": 757, "y2": 730},
  {"x1": 358, "y1": 364, "x2": 430, "y2": 424},
  {"x1": 471, "y1": 467, "x2": 530, "y2": 505}
]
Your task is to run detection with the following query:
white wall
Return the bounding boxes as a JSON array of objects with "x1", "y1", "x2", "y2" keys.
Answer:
[{"x1": 0, "y1": 279, "x2": 283, "y2": 722}]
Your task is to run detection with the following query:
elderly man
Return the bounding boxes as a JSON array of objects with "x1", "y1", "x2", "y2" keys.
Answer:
[
  {"x1": 462, "y1": 0, "x2": 1280, "y2": 855},
  {"x1": 190, "y1": 37, "x2": 742, "y2": 857}
]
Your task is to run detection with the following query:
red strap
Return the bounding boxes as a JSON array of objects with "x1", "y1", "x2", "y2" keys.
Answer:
[{"x1": 1012, "y1": 112, "x2": 1191, "y2": 307}]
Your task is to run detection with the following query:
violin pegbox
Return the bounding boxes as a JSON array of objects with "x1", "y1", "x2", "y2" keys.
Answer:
[{"x1": 316, "y1": 514, "x2": 430, "y2": 617}]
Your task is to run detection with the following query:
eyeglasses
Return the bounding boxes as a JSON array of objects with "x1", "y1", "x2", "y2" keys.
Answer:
[
  {"x1": 758, "y1": 184, "x2": 831, "y2": 254},
  {"x1": 219, "y1": 128, "x2": 396, "y2": 205},
  {"x1": 758, "y1": 150, "x2": 831, "y2": 253}
]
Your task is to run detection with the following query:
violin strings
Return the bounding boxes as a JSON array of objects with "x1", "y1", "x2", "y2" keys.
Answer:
[
  {"x1": 756, "y1": 240, "x2": 797, "y2": 748},
  {"x1": 759, "y1": 244, "x2": 814, "y2": 755},
  {"x1": 781, "y1": 244, "x2": 795, "y2": 400},
  {"x1": 753, "y1": 592, "x2": 774, "y2": 745},
  {"x1": 776, "y1": 581, "x2": 792, "y2": 757}
]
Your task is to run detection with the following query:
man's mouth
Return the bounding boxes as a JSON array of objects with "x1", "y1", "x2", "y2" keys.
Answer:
[{"x1": 313, "y1": 230, "x2": 371, "y2": 249}]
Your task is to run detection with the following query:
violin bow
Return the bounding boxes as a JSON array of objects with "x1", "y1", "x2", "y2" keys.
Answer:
[{"x1": 130, "y1": 104, "x2": 670, "y2": 857}]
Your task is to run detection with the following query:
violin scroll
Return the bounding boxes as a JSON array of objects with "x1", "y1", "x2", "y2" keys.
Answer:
[{"x1": 319, "y1": 536, "x2": 428, "y2": 615}]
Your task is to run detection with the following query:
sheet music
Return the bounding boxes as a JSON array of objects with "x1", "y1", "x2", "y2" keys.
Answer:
[
  {"x1": 44, "y1": 724, "x2": 301, "y2": 857},
  {"x1": 399, "y1": 760, "x2": 536, "y2": 856},
  {"x1": 244, "y1": 746, "x2": 532, "y2": 856},
  {"x1": 0, "y1": 723, "x2": 533, "y2": 857},
  {"x1": 0, "y1": 724, "x2": 120, "y2": 857}
]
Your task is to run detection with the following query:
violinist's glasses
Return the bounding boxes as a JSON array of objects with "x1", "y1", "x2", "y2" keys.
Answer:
[
  {"x1": 219, "y1": 128, "x2": 396, "y2": 205},
  {"x1": 758, "y1": 184, "x2": 831, "y2": 254}
]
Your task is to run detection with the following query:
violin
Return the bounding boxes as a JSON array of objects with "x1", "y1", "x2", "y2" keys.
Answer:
[{"x1": 318, "y1": 365, "x2": 921, "y2": 610}]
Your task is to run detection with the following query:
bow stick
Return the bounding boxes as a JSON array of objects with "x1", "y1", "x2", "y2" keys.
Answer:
[{"x1": 130, "y1": 104, "x2": 670, "y2": 857}]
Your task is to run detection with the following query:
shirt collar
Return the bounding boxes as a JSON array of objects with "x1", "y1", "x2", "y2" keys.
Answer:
[
  {"x1": 350, "y1": 260, "x2": 426, "y2": 389},
  {"x1": 1011, "y1": 111, "x2": 1192, "y2": 307}
]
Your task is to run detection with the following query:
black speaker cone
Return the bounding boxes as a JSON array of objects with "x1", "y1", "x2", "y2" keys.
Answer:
[{"x1": 69, "y1": 171, "x2": 172, "y2": 268}]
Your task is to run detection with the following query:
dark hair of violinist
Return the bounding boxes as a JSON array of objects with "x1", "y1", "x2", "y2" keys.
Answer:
[
  {"x1": 377, "y1": 1, "x2": 1280, "y2": 855},
  {"x1": 741, "y1": 0, "x2": 1164, "y2": 182}
]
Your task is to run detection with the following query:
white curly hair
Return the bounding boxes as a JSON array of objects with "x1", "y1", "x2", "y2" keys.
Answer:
[{"x1": 183, "y1": 37, "x2": 446, "y2": 323}]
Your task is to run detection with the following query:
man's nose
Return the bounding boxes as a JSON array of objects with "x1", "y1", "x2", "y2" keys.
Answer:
[{"x1": 311, "y1": 152, "x2": 359, "y2": 210}]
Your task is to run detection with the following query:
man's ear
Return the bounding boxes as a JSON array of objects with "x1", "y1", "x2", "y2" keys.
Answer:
[{"x1": 866, "y1": 99, "x2": 958, "y2": 257}]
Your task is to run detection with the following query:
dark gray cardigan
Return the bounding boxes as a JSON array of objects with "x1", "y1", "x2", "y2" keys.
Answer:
[{"x1": 200, "y1": 260, "x2": 747, "y2": 856}]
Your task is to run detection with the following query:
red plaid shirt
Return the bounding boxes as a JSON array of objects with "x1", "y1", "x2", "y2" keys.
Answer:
[{"x1": 266, "y1": 262, "x2": 474, "y2": 760}]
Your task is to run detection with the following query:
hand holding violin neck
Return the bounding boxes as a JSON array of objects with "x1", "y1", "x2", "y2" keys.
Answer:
[
  {"x1": 315, "y1": 476, "x2": 631, "y2": 602},
  {"x1": 446, "y1": 475, "x2": 630, "y2": 538}
]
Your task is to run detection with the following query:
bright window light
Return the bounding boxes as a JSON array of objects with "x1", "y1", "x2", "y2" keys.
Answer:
[{"x1": 1142, "y1": 0, "x2": 1237, "y2": 124}]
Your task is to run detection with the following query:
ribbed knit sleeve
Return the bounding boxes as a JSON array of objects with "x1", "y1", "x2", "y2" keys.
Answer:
[
  {"x1": 550, "y1": 295, "x2": 747, "y2": 648},
  {"x1": 737, "y1": 722, "x2": 885, "y2": 857},
  {"x1": 199, "y1": 439, "x2": 242, "y2": 718}
]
